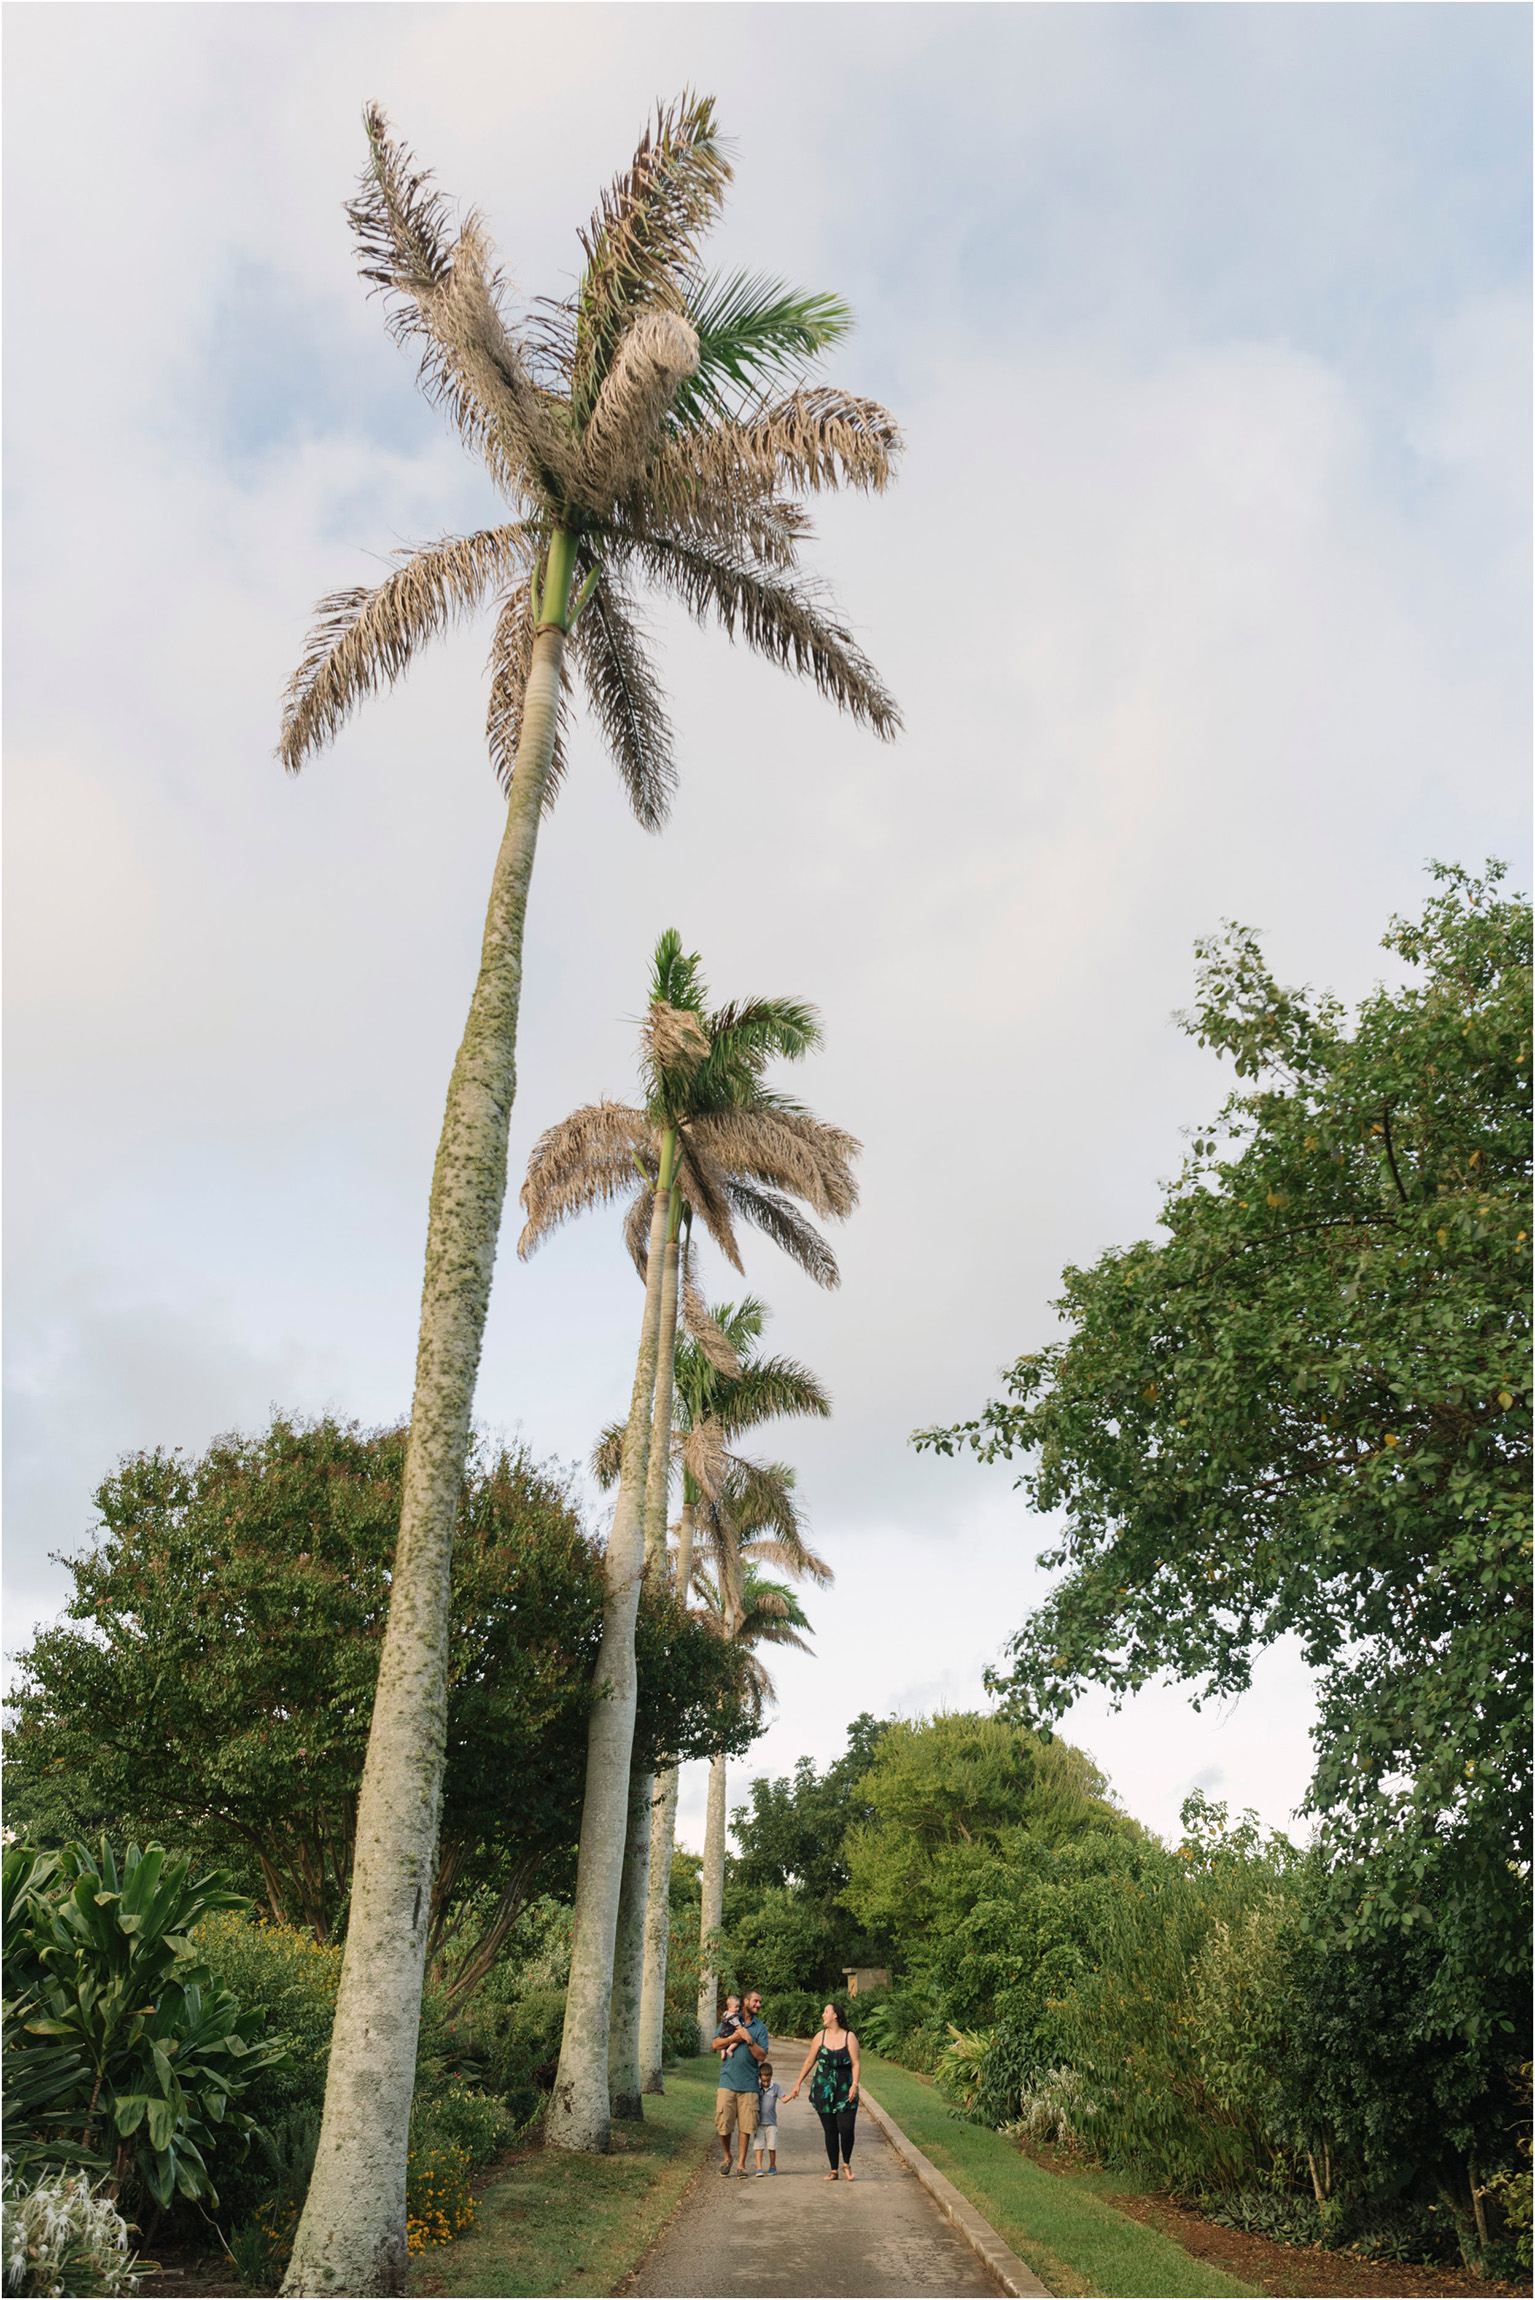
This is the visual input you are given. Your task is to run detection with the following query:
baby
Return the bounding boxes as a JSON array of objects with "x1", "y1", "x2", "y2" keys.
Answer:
[
  {"x1": 752, "y1": 2059, "x2": 784, "y2": 2174},
  {"x1": 713, "y1": 1994, "x2": 743, "y2": 2049}
]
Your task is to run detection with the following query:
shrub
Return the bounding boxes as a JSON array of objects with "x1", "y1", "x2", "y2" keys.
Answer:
[
  {"x1": 1003, "y1": 2068, "x2": 1095, "y2": 2150},
  {"x1": 759, "y1": 1990, "x2": 826, "y2": 2043},
  {"x1": 466, "y1": 1987, "x2": 566, "y2": 2131},
  {"x1": 405, "y1": 2140, "x2": 475, "y2": 2255},
  {"x1": 411, "y1": 2086, "x2": 510, "y2": 2170},
  {"x1": 188, "y1": 1916, "x2": 339, "y2": 2229},
  {"x1": 2, "y1": 1841, "x2": 288, "y2": 2212},
  {"x1": 1, "y1": 2160, "x2": 144, "y2": 2297}
]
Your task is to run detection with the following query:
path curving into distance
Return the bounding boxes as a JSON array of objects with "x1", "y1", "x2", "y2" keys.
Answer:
[{"x1": 624, "y1": 2072, "x2": 1004, "y2": 2298}]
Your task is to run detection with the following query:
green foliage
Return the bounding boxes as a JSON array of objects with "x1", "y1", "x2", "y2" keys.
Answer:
[
  {"x1": 918, "y1": 865, "x2": 1531, "y2": 2042},
  {"x1": 723, "y1": 1714, "x2": 890, "y2": 1993},
  {"x1": 6, "y1": 1416, "x2": 749, "y2": 1998},
  {"x1": 2, "y1": 1839, "x2": 288, "y2": 2213},
  {"x1": 1, "y1": 2160, "x2": 146, "y2": 2298},
  {"x1": 411, "y1": 2085, "x2": 511, "y2": 2170},
  {"x1": 405, "y1": 2136, "x2": 475, "y2": 2255}
]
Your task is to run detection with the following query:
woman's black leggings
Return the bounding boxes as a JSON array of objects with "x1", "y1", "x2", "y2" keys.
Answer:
[{"x1": 817, "y1": 2102, "x2": 857, "y2": 2166}]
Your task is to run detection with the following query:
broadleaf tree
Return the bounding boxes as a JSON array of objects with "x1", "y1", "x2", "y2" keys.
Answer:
[{"x1": 916, "y1": 865, "x2": 1531, "y2": 2045}]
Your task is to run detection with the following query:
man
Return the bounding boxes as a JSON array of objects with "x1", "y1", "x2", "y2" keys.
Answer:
[{"x1": 711, "y1": 1986, "x2": 770, "y2": 2175}]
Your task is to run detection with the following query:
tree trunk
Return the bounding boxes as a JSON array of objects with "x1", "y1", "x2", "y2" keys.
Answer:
[
  {"x1": 544, "y1": 1134, "x2": 676, "y2": 2154},
  {"x1": 695, "y1": 1743, "x2": 728, "y2": 2042},
  {"x1": 607, "y1": 1770, "x2": 653, "y2": 2119},
  {"x1": 609, "y1": 1224, "x2": 682, "y2": 2108},
  {"x1": 639, "y1": 1496, "x2": 694, "y2": 2091},
  {"x1": 282, "y1": 530, "x2": 578, "y2": 2298}
]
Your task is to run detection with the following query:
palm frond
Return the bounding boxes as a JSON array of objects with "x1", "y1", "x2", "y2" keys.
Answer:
[
  {"x1": 624, "y1": 1183, "x2": 656, "y2": 1279},
  {"x1": 518, "y1": 1101, "x2": 649, "y2": 1255},
  {"x1": 707, "y1": 387, "x2": 901, "y2": 495},
  {"x1": 591, "y1": 1419, "x2": 627, "y2": 1489},
  {"x1": 630, "y1": 533, "x2": 900, "y2": 738},
  {"x1": 566, "y1": 572, "x2": 676, "y2": 829},
  {"x1": 679, "y1": 1420, "x2": 728, "y2": 1504},
  {"x1": 485, "y1": 580, "x2": 573, "y2": 801},
  {"x1": 574, "y1": 311, "x2": 700, "y2": 509},
  {"x1": 675, "y1": 1140, "x2": 745, "y2": 1271},
  {"x1": 721, "y1": 1178, "x2": 841, "y2": 1288},
  {"x1": 642, "y1": 1000, "x2": 711, "y2": 1081},
  {"x1": 681, "y1": 1266, "x2": 743, "y2": 1377},
  {"x1": 685, "y1": 1106, "x2": 855, "y2": 1221},
  {"x1": 710, "y1": 1353, "x2": 831, "y2": 1434},
  {"x1": 571, "y1": 93, "x2": 731, "y2": 429},
  {"x1": 280, "y1": 526, "x2": 525, "y2": 771},
  {"x1": 349, "y1": 108, "x2": 570, "y2": 503},
  {"x1": 739, "y1": 1533, "x2": 834, "y2": 1588},
  {"x1": 671, "y1": 273, "x2": 853, "y2": 428}
]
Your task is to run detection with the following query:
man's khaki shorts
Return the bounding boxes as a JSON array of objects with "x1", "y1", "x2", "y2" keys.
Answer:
[{"x1": 715, "y1": 2087, "x2": 760, "y2": 2138}]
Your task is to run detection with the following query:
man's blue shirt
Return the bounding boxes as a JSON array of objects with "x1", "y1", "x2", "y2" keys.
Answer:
[{"x1": 718, "y1": 2015, "x2": 769, "y2": 2090}]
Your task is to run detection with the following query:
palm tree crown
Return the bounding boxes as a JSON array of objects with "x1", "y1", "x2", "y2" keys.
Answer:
[{"x1": 280, "y1": 97, "x2": 900, "y2": 805}]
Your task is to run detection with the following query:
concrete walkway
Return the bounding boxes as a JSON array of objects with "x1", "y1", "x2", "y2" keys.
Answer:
[{"x1": 624, "y1": 2078, "x2": 1003, "y2": 2297}]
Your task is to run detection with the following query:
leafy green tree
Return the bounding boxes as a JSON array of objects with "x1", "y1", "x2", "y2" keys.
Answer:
[
  {"x1": 917, "y1": 866, "x2": 1531, "y2": 2037},
  {"x1": 278, "y1": 96, "x2": 898, "y2": 2278},
  {"x1": 5, "y1": 1417, "x2": 745, "y2": 2004}
]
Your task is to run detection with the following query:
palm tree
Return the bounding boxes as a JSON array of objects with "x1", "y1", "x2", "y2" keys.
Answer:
[
  {"x1": 592, "y1": 1299, "x2": 830, "y2": 2093},
  {"x1": 278, "y1": 97, "x2": 897, "y2": 2292},
  {"x1": 519, "y1": 939, "x2": 855, "y2": 2148},
  {"x1": 690, "y1": 1483, "x2": 830, "y2": 2038}
]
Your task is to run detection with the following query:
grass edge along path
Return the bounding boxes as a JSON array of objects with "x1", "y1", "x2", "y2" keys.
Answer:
[
  {"x1": 411, "y1": 2056, "x2": 720, "y2": 2298},
  {"x1": 856, "y1": 2052, "x2": 1257, "y2": 2299}
]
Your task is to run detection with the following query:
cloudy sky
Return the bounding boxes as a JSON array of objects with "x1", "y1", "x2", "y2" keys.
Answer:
[{"x1": 5, "y1": 3, "x2": 1529, "y2": 1857}]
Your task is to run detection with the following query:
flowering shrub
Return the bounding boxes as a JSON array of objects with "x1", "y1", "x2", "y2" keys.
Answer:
[
  {"x1": 414, "y1": 2085, "x2": 511, "y2": 2169},
  {"x1": 1, "y1": 2160, "x2": 143, "y2": 2297},
  {"x1": 404, "y1": 2140, "x2": 475, "y2": 2254}
]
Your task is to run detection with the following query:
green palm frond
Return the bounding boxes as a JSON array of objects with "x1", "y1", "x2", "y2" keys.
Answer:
[{"x1": 671, "y1": 272, "x2": 853, "y2": 428}]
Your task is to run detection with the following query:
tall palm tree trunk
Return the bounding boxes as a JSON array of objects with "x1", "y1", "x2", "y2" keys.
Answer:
[
  {"x1": 606, "y1": 1768, "x2": 653, "y2": 2118},
  {"x1": 283, "y1": 531, "x2": 579, "y2": 2299},
  {"x1": 546, "y1": 1132, "x2": 676, "y2": 2154},
  {"x1": 639, "y1": 1493, "x2": 695, "y2": 2090},
  {"x1": 610, "y1": 1220, "x2": 683, "y2": 2110},
  {"x1": 694, "y1": 1738, "x2": 728, "y2": 2042}
]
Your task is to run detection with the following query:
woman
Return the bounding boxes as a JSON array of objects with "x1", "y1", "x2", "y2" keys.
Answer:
[{"x1": 785, "y1": 2002, "x2": 861, "y2": 2180}]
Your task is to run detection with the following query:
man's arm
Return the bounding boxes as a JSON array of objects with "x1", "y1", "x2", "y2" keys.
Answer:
[{"x1": 747, "y1": 2019, "x2": 769, "y2": 2064}]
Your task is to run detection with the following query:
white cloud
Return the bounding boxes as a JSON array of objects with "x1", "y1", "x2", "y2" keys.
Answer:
[{"x1": 4, "y1": 6, "x2": 1527, "y2": 1838}]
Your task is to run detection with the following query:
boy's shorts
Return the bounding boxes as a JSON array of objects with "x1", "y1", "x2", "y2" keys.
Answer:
[
  {"x1": 752, "y1": 2123, "x2": 777, "y2": 2150},
  {"x1": 715, "y1": 2089, "x2": 759, "y2": 2137}
]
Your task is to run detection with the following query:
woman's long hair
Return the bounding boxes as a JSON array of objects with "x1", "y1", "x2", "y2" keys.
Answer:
[{"x1": 821, "y1": 2001, "x2": 848, "y2": 2033}]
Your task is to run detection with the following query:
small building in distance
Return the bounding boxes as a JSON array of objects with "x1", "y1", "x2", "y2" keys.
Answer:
[{"x1": 842, "y1": 1966, "x2": 890, "y2": 1997}]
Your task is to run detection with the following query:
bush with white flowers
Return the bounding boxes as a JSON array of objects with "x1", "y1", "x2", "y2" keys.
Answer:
[{"x1": 1, "y1": 2161, "x2": 142, "y2": 2298}]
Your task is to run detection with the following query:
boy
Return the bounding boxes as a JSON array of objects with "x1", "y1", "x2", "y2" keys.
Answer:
[{"x1": 752, "y1": 2059, "x2": 784, "y2": 2174}]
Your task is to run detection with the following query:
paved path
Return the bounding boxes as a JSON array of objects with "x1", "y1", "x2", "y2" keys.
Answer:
[{"x1": 625, "y1": 2078, "x2": 1002, "y2": 2297}]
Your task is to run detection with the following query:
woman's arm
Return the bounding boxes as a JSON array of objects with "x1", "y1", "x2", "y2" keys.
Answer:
[
  {"x1": 784, "y1": 2039, "x2": 819, "y2": 2099},
  {"x1": 848, "y1": 2032, "x2": 861, "y2": 2102}
]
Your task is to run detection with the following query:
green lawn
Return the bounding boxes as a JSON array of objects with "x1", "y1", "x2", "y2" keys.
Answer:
[
  {"x1": 411, "y1": 2057, "x2": 719, "y2": 2299},
  {"x1": 858, "y1": 2051, "x2": 1257, "y2": 2300}
]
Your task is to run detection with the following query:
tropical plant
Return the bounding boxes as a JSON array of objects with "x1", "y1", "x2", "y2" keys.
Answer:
[
  {"x1": 520, "y1": 934, "x2": 853, "y2": 2140},
  {"x1": 2, "y1": 1841, "x2": 287, "y2": 2214},
  {"x1": 591, "y1": 1297, "x2": 831, "y2": 2093},
  {"x1": 277, "y1": 93, "x2": 898, "y2": 2286},
  {"x1": 1, "y1": 2159, "x2": 145, "y2": 2299}
]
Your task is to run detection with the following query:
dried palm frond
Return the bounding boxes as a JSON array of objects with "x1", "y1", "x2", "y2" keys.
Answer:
[
  {"x1": 642, "y1": 1001, "x2": 711, "y2": 1077},
  {"x1": 350, "y1": 109, "x2": 571, "y2": 502},
  {"x1": 722, "y1": 1178, "x2": 841, "y2": 1288},
  {"x1": 623, "y1": 1184, "x2": 655, "y2": 1278},
  {"x1": 685, "y1": 1107, "x2": 856, "y2": 1221},
  {"x1": 280, "y1": 527, "x2": 526, "y2": 772},
  {"x1": 740, "y1": 1533, "x2": 834, "y2": 1587},
  {"x1": 574, "y1": 311, "x2": 700, "y2": 509},
  {"x1": 679, "y1": 1420, "x2": 727, "y2": 1503},
  {"x1": 708, "y1": 387, "x2": 902, "y2": 495},
  {"x1": 485, "y1": 580, "x2": 573, "y2": 801},
  {"x1": 674, "y1": 1138, "x2": 745, "y2": 1271},
  {"x1": 681, "y1": 1266, "x2": 742, "y2": 1376},
  {"x1": 591, "y1": 1419, "x2": 627, "y2": 1489},
  {"x1": 571, "y1": 93, "x2": 730, "y2": 429},
  {"x1": 519, "y1": 1101, "x2": 650, "y2": 1254},
  {"x1": 629, "y1": 532, "x2": 900, "y2": 737},
  {"x1": 566, "y1": 572, "x2": 675, "y2": 829}
]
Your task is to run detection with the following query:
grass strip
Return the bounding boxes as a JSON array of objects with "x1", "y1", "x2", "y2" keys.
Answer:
[
  {"x1": 858, "y1": 2051, "x2": 1257, "y2": 2300},
  {"x1": 412, "y1": 2057, "x2": 720, "y2": 2298}
]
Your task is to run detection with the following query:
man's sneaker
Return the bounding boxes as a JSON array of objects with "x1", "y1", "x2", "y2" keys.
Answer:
[{"x1": 718, "y1": 2161, "x2": 732, "y2": 2175}]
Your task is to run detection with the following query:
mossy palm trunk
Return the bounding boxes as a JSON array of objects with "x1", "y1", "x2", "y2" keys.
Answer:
[
  {"x1": 639, "y1": 1495, "x2": 694, "y2": 2089},
  {"x1": 609, "y1": 1219, "x2": 682, "y2": 2109},
  {"x1": 695, "y1": 1742, "x2": 729, "y2": 2041},
  {"x1": 282, "y1": 533, "x2": 579, "y2": 2298},
  {"x1": 547, "y1": 1137, "x2": 676, "y2": 2153}
]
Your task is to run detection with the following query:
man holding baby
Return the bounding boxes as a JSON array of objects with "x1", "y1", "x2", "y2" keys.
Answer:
[{"x1": 710, "y1": 1987, "x2": 773, "y2": 2175}]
